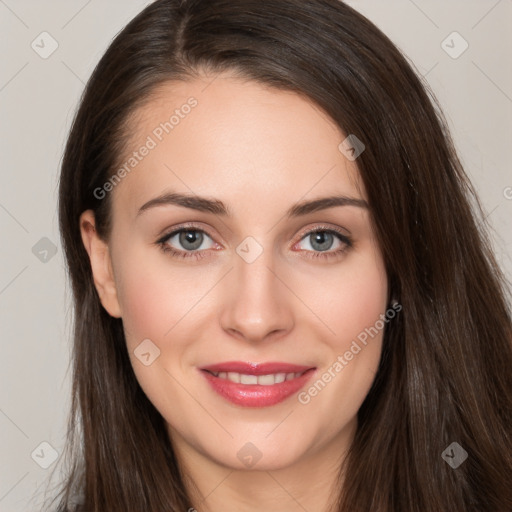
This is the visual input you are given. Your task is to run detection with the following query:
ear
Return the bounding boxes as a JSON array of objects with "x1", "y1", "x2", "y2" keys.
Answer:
[{"x1": 79, "y1": 210, "x2": 122, "y2": 318}]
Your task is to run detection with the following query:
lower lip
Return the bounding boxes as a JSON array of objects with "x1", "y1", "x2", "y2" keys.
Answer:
[{"x1": 200, "y1": 369, "x2": 316, "y2": 407}]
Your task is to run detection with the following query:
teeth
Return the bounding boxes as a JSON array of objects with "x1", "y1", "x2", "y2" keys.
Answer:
[
  {"x1": 210, "y1": 371, "x2": 304, "y2": 385},
  {"x1": 257, "y1": 374, "x2": 275, "y2": 385},
  {"x1": 274, "y1": 373, "x2": 286, "y2": 384},
  {"x1": 227, "y1": 372, "x2": 240, "y2": 383},
  {"x1": 240, "y1": 374, "x2": 258, "y2": 385}
]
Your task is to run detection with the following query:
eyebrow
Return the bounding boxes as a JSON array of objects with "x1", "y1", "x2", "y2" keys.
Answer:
[{"x1": 136, "y1": 191, "x2": 369, "y2": 218}]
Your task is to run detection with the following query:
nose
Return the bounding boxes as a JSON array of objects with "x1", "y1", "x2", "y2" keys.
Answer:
[{"x1": 219, "y1": 245, "x2": 295, "y2": 344}]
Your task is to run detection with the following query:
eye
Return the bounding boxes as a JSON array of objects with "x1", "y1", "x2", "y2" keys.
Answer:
[
  {"x1": 294, "y1": 226, "x2": 352, "y2": 260},
  {"x1": 155, "y1": 223, "x2": 353, "y2": 262},
  {"x1": 156, "y1": 225, "x2": 217, "y2": 260}
]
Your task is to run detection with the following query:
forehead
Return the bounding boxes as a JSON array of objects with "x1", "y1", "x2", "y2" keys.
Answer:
[{"x1": 111, "y1": 73, "x2": 365, "y2": 218}]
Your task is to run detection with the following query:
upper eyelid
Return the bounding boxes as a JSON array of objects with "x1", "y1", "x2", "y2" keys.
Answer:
[
  {"x1": 296, "y1": 224, "x2": 350, "y2": 240},
  {"x1": 158, "y1": 223, "x2": 215, "y2": 243}
]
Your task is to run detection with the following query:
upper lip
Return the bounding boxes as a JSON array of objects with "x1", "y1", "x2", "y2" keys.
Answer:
[{"x1": 200, "y1": 361, "x2": 315, "y2": 375}]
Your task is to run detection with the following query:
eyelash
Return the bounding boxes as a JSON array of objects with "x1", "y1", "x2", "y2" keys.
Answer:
[{"x1": 155, "y1": 223, "x2": 353, "y2": 261}]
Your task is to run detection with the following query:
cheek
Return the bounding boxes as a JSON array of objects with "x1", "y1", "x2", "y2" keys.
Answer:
[
  {"x1": 114, "y1": 257, "x2": 199, "y2": 409},
  {"x1": 295, "y1": 252, "x2": 387, "y2": 433},
  {"x1": 113, "y1": 248, "x2": 217, "y2": 357},
  {"x1": 311, "y1": 252, "x2": 388, "y2": 346},
  {"x1": 114, "y1": 252, "x2": 188, "y2": 349},
  {"x1": 310, "y1": 253, "x2": 386, "y2": 400},
  {"x1": 117, "y1": 270, "x2": 166, "y2": 344}
]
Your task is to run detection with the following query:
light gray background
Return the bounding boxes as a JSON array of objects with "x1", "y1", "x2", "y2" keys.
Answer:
[{"x1": 1, "y1": 1, "x2": 511, "y2": 510}]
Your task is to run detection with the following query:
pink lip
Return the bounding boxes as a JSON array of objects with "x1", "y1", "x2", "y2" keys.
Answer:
[
  {"x1": 200, "y1": 361, "x2": 313, "y2": 375},
  {"x1": 199, "y1": 361, "x2": 316, "y2": 407}
]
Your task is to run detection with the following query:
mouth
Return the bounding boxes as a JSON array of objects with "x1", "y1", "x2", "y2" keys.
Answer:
[
  {"x1": 199, "y1": 362, "x2": 316, "y2": 407},
  {"x1": 203, "y1": 369, "x2": 309, "y2": 385}
]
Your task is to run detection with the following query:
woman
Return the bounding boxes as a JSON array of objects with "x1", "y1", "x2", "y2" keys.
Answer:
[{"x1": 47, "y1": 0, "x2": 512, "y2": 510}]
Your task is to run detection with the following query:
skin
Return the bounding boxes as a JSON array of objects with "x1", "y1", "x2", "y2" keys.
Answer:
[{"x1": 80, "y1": 72, "x2": 388, "y2": 512}]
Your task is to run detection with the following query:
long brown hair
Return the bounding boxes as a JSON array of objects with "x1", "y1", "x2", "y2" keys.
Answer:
[{"x1": 46, "y1": 0, "x2": 512, "y2": 510}]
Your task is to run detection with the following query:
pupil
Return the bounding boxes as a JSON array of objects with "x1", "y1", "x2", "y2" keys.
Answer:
[
  {"x1": 180, "y1": 230, "x2": 202, "y2": 250},
  {"x1": 311, "y1": 232, "x2": 333, "y2": 251}
]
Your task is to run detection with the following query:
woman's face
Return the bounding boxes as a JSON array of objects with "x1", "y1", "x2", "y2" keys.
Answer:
[{"x1": 81, "y1": 73, "x2": 388, "y2": 472}]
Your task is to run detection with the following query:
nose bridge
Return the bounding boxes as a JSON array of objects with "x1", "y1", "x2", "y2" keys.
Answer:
[{"x1": 219, "y1": 237, "x2": 293, "y2": 341}]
